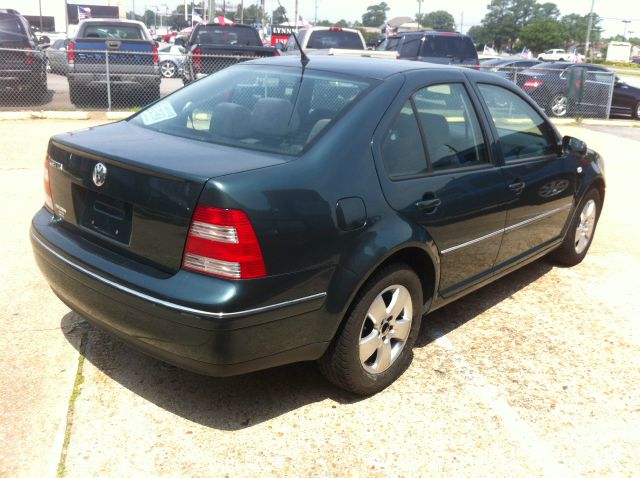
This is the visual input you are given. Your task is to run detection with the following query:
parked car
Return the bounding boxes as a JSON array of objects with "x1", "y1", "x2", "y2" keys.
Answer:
[
  {"x1": 376, "y1": 31, "x2": 479, "y2": 68},
  {"x1": 66, "y1": 19, "x2": 160, "y2": 105},
  {"x1": 46, "y1": 38, "x2": 68, "y2": 75},
  {"x1": 481, "y1": 57, "x2": 541, "y2": 82},
  {"x1": 537, "y1": 49, "x2": 575, "y2": 62},
  {"x1": 181, "y1": 23, "x2": 276, "y2": 84},
  {"x1": 0, "y1": 8, "x2": 48, "y2": 100},
  {"x1": 280, "y1": 26, "x2": 366, "y2": 53},
  {"x1": 158, "y1": 44, "x2": 185, "y2": 78},
  {"x1": 517, "y1": 62, "x2": 638, "y2": 118},
  {"x1": 32, "y1": 56, "x2": 605, "y2": 395}
]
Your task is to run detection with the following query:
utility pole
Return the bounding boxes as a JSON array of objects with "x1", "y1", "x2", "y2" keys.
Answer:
[
  {"x1": 585, "y1": 0, "x2": 595, "y2": 61},
  {"x1": 622, "y1": 20, "x2": 631, "y2": 39},
  {"x1": 314, "y1": 0, "x2": 318, "y2": 26},
  {"x1": 417, "y1": 0, "x2": 423, "y2": 28},
  {"x1": 38, "y1": 0, "x2": 43, "y2": 31},
  {"x1": 240, "y1": 0, "x2": 244, "y2": 23},
  {"x1": 294, "y1": 0, "x2": 298, "y2": 30},
  {"x1": 460, "y1": 10, "x2": 463, "y2": 33}
]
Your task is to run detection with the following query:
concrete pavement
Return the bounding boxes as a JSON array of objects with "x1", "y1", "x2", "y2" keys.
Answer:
[{"x1": 0, "y1": 119, "x2": 639, "y2": 477}]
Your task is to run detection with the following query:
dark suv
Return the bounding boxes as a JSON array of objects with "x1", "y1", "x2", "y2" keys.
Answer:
[
  {"x1": 0, "y1": 9, "x2": 48, "y2": 101},
  {"x1": 377, "y1": 31, "x2": 479, "y2": 68}
]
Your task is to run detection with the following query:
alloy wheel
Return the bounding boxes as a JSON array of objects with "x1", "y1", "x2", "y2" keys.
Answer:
[
  {"x1": 551, "y1": 95, "x2": 568, "y2": 117},
  {"x1": 574, "y1": 199, "x2": 597, "y2": 254},
  {"x1": 359, "y1": 284, "x2": 413, "y2": 374},
  {"x1": 160, "y1": 61, "x2": 176, "y2": 78}
]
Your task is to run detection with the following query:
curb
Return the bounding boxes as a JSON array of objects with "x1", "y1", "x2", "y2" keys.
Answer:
[{"x1": 0, "y1": 111, "x2": 89, "y2": 120}]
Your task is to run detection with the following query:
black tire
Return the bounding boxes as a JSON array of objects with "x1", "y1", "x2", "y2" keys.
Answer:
[
  {"x1": 550, "y1": 188, "x2": 601, "y2": 266},
  {"x1": 69, "y1": 84, "x2": 86, "y2": 105},
  {"x1": 634, "y1": 101, "x2": 640, "y2": 120},
  {"x1": 549, "y1": 93, "x2": 569, "y2": 117},
  {"x1": 318, "y1": 264, "x2": 423, "y2": 395}
]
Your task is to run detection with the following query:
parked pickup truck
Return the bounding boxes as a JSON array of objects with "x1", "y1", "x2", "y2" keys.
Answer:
[
  {"x1": 280, "y1": 27, "x2": 396, "y2": 60},
  {"x1": 182, "y1": 23, "x2": 277, "y2": 84},
  {"x1": 67, "y1": 19, "x2": 160, "y2": 105}
]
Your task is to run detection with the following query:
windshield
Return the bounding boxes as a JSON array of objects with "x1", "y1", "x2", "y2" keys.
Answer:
[
  {"x1": 130, "y1": 65, "x2": 374, "y2": 155},
  {"x1": 376, "y1": 36, "x2": 400, "y2": 51},
  {"x1": 82, "y1": 24, "x2": 144, "y2": 39},
  {"x1": 194, "y1": 25, "x2": 260, "y2": 46}
]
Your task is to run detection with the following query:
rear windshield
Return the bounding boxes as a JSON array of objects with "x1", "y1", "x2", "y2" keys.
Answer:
[
  {"x1": 130, "y1": 65, "x2": 374, "y2": 155},
  {"x1": 0, "y1": 15, "x2": 27, "y2": 42},
  {"x1": 307, "y1": 30, "x2": 363, "y2": 49},
  {"x1": 81, "y1": 24, "x2": 144, "y2": 39},
  {"x1": 420, "y1": 35, "x2": 477, "y2": 59},
  {"x1": 376, "y1": 36, "x2": 400, "y2": 51},
  {"x1": 194, "y1": 26, "x2": 260, "y2": 46}
]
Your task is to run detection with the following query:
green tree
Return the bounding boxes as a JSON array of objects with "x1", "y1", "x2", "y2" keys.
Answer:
[
  {"x1": 422, "y1": 10, "x2": 456, "y2": 31},
  {"x1": 519, "y1": 20, "x2": 563, "y2": 53},
  {"x1": 533, "y1": 2, "x2": 560, "y2": 21},
  {"x1": 362, "y1": 2, "x2": 389, "y2": 27},
  {"x1": 142, "y1": 9, "x2": 155, "y2": 27},
  {"x1": 481, "y1": 0, "x2": 520, "y2": 50},
  {"x1": 272, "y1": 6, "x2": 287, "y2": 24},
  {"x1": 560, "y1": 13, "x2": 601, "y2": 45},
  {"x1": 466, "y1": 25, "x2": 493, "y2": 48},
  {"x1": 316, "y1": 19, "x2": 332, "y2": 27},
  {"x1": 335, "y1": 19, "x2": 349, "y2": 28}
]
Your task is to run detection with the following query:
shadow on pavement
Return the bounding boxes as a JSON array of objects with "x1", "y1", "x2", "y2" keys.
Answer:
[
  {"x1": 415, "y1": 259, "x2": 553, "y2": 348},
  {"x1": 60, "y1": 259, "x2": 553, "y2": 430},
  {"x1": 0, "y1": 89, "x2": 54, "y2": 108}
]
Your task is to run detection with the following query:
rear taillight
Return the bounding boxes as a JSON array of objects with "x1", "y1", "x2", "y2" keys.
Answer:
[
  {"x1": 44, "y1": 155, "x2": 53, "y2": 211},
  {"x1": 475, "y1": 60, "x2": 480, "y2": 71},
  {"x1": 25, "y1": 55, "x2": 34, "y2": 65},
  {"x1": 67, "y1": 41, "x2": 75, "y2": 62},
  {"x1": 182, "y1": 206, "x2": 266, "y2": 280},
  {"x1": 396, "y1": 54, "x2": 400, "y2": 60},
  {"x1": 192, "y1": 48, "x2": 202, "y2": 70},
  {"x1": 329, "y1": 27, "x2": 343, "y2": 32},
  {"x1": 152, "y1": 43, "x2": 158, "y2": 64},
  {"x1": 523, "y1": 79, "x2": 542, "y2": 90}
]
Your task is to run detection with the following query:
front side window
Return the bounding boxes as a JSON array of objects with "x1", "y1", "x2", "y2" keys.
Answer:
[
  {"x1": 399, "y1": 36, "x2": 421, "y2": 57},
  {"x1": 413, "y1": 83, "x2": 488, "y2": 171},
  {"x1": 131, "y1": 66, "x2": 373, "y2": 155},
  {"x1": 478, "y1": 84, "x2": 557, "y2": 161}
]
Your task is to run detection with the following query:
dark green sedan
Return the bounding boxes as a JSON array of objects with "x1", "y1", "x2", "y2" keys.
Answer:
[{"x1": 31, "y1": 56, "x2": 605, "y2": 395}]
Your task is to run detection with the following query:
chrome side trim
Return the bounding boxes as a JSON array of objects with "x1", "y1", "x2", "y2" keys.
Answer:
[
  {"x1": 440, "y1": 202, "x2": 573, "y2": 255},
  {"x1": 32, "y1": 233, "x2": 327, "y2": 319},
  {"x1": 440, "y1": 229, "x2": 504, "y2": 255},
  {"x1": 503, "y1": 203, "x2": 573, "y2": 233}
]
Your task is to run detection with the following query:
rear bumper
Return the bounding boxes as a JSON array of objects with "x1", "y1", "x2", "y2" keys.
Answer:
[
  {"x1": 68, "y1": 71, "x2": 160, "y2": 89},
  {"x1": 31, "y1": 210, "x2": 332, "y2": 376}
]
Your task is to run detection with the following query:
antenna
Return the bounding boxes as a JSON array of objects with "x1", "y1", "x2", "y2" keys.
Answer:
[{"x1": 277, "y1": 0, "x2": 309, "y2": 67}]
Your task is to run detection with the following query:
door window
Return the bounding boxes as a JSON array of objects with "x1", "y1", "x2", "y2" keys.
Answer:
[
  {"x1": 413, "y1": 84, "x2": 489, "y2": 171},
  {"x1": 381, "y1": 101, "x2": 428, "y2": 178},
  {"x1": 478, "y1": 84, "x2": 557, "y2": 161}
]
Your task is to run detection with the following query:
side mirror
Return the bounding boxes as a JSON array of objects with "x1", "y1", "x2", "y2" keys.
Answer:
[
  {"x1": 275, "y1": 42, "x2": 284, "y2": 51},
  {"x1": 562, "y1": 135, "x2": 587, "y2": 156},
  {"x1": 39, "y1": 36, "x2": 51, "y2": 45}
]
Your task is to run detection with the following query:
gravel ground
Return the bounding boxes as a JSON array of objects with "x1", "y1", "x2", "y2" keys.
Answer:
[{"x1": 0, "y1": 120, "x2": 638, "y2": 477}]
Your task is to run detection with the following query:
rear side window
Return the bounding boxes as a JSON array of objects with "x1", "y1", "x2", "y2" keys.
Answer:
[
  {"x1": 381, "y1": 101, "x2": 428, "y2": 177},
  {"x1": 195, "y1": 26, "x2": 260, "y2": 46},
  {"x1": 420, "y1": 35, "x2": 477, "y2": 59},
  {"x1": 307, "y1": 30, "x2": 363, "y2": 49},
  {"x1": 0, "y1": 15, "x2": 26, "y2": 42},
  {"x1": 478, "y1": 84, "x2": 556, "y2": 161},
  {"x1": 398, "y1": 35, "x2": 421, "y2": 57},
  {"x1": 414, "y1": 84, "x2": 488, "y2": 171}
]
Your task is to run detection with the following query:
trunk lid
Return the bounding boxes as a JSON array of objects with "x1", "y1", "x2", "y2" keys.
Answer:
[{"x1": 47, "y1": 121, "x2": 289, "y2": 273}]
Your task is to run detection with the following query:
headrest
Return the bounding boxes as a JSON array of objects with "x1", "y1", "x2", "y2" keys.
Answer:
[
  {"x1": 210, "y1": 102, "x2": 252, "y2": 139},
  {"x1": 251, "y1": 98, "x2": 299, "y2": 137},
  {"x1": 307, "y1": 118, "x2": 331, "y2": 143}
]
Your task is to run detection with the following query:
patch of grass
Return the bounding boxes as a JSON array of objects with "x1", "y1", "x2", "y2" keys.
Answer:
[{"x1": 56, "y1": 333, "x2": 87, "y2": 478}]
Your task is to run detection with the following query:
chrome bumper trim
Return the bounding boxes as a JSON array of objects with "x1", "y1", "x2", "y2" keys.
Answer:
[{"x1": 32, "y1": 233, "x2": 326, "y2": 319}]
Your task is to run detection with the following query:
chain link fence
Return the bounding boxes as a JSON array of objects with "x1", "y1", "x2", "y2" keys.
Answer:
[
  {"x1": 1, "y1": 47, "x2": 616, "y2": 119},
  {"x1": 0, "y1": 46, "x2": 261, "y2": 111},
  {"x1": 475, "y1": 64, "x2": 615, "y2": 119}
]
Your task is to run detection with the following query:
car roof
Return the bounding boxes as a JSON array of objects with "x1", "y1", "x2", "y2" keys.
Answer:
[
  {"x1": 248, "y1": 55, "x2": 458, "y2": 80},
  {"x1": 396, "y1": 31, "x2": 470, "y2": 38}
]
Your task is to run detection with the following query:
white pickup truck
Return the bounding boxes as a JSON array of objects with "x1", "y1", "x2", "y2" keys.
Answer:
[
  {"x1": 537, "y1": 48, "x2": 581, "y2": 62},
  {"x1": 279, "y1": 27, "x2": 396, "y2": 60}
]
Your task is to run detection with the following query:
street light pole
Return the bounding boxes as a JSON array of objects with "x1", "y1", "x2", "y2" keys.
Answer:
[
  {"x1": 585, "y1": 0, "x2": 595, "y2": 61},
  {"x1": 38, "y1": 0, "x2": 43, "y2": 32},
  {"x1": 622, "y1": 20, "x2": 631, "y2": 39},
  {"x1": 417, "y1": 0, "x2": 423, "y2": 28}
]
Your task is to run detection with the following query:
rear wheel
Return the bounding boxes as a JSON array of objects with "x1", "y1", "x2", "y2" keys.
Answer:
[
  {"x1": 160, "y1": 60, "x2": 177, "y2": 78},
  {"x1": 69, "y1": 84, "x2": 87, "y2": 105},
  {"x1": 318, "y1": 264, "x2": 423, "y2": 395},
  {"x1": 550, "y1": 188, "x2": 601, "y2": 266},
  {"x1": 634, "y1": 101, "x2": 640, "y2": 120},
  {"x1": 550, "y1": 94, "x2": 569, "y2": 117}
]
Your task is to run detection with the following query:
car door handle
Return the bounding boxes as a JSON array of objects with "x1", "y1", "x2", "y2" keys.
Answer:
[
  {"x1": 508, "y1": 181, "x2": 526, "y2": 193},
  {"x1": 415, "y1": 198, "x2": 442, "y2": 212}
]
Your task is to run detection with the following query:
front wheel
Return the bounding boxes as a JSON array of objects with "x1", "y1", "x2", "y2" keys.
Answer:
[
  {"x1": 550, "y1": 188, "x2": 601, "y2": 266},
  {"x1": 634, "y1": 101, "x2": 640, "y2": 120},
  {"x1": 550, "y1": 94, "x2": 569, "y2": 117},
  {"x1": 318, "y1": 264, "x2": 423, "y2": 395}
]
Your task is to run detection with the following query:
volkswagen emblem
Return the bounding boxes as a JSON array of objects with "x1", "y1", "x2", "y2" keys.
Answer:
[{"x1": 92, "y1": 162, "x2": 107, "y2": 187}]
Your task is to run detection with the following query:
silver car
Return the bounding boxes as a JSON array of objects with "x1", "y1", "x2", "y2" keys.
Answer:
[
  {"x1": 46, "y1": 38, "x2": 68, "y2": 75},
  {"x1": 158, "y1": 45, "x2": 186, "y2": 78}
]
